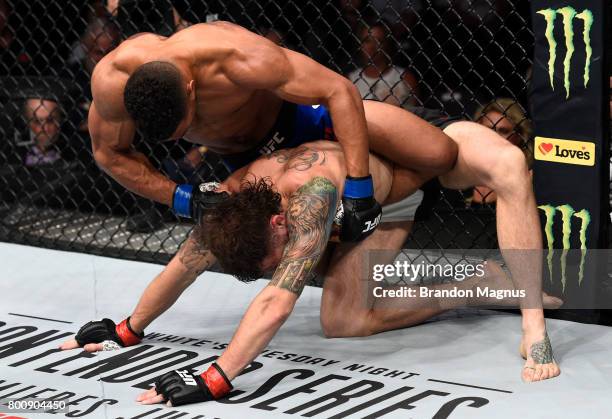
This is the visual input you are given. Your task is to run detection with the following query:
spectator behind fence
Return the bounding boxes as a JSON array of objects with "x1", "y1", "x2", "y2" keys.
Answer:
[
  {"x1": 67, "y1": 17, "x2": 120, "y2": 134},
  {"x1": 0, "y1": 92, "x2": 77, "y2": 210},
  {"x1": 347, "y1": 22, "x2": 419, "y2": 107},
  {"x1": 22, "y1": 97, "x2": 64, "y2": 167},
  {"x1": 471, "y1": 98, "x2": 533, "y2": 205}
]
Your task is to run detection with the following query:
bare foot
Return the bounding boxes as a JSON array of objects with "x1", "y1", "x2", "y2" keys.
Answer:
[{"x1": 520, "y1": 331, "x2": 561, "y2": 382}]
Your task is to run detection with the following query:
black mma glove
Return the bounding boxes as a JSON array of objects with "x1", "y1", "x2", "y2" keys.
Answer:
[
  {"x1": 340, "y1": 175, "x2": 382, "y2": 242},
  {"x1": 155, "y1": 363, "x2": 233, "y2": 406},
  {"x1": 172, "y1": 182, "x2": 229, "y2": 220},
  {"x1": 75, "y1": 317, "x2": 144, "y2": 348}
]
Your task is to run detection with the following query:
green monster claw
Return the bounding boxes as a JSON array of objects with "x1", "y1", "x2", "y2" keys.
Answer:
[
  {"x1": 576, "y1": 10, "x2": 593, "y2": 88},
  {"x1": 537, "y1": 9, "x2": 557, "y2": 90},
  {"x1": 556, "y1": 204, "x2": 575, "y2": 249},
  {"x1": 538, "y1": 205, "x2": 556, "y2": 282},
  {"x1": 573, "y1": 209, "x2": 591, "y2": 286},
  {"x1": 538, "y1": 204, "x2": 591, "y2": 290},
  {"x1": 538, "y1": 205, "x2": 556, "y2": 250},
  {"x1": 557, "y1": 7, "x2": 577, "y2": 99},
  {"x1": 556, "y1": 204, "x2": 575, "y2": 291},
  {"x1": 573, "y1": 209, "x2": 591, "y2": 250},
  {"x1": 538, "y1": 7, "x2": 593, "y2": 98}
]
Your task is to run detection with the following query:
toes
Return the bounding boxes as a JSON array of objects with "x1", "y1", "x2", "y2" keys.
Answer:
[
  {"x1": 532, "y1": 364, "x2": 544, "y2": 381},
  {"x1": 549, "y1": 363, "x2": 561, "y2": 379},
  {"x1": 523, "y1": 362, "x2": 561, "y2": 382},
  {"x1": 522, "y1": 364, "x2": 535, "y2": 382}
]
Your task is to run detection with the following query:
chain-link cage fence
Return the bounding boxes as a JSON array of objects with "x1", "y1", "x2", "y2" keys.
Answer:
[{"x1": 0, "y1": 0, "x2": 535, "y2": 271}]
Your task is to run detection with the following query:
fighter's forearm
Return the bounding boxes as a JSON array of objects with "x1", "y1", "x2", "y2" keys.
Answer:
[
  {"x1": 95, "y1": 148, "x2": 176, "y2": 206},
  {"x1": 324, "y1": 82, "x2": 370, "y2": 178},
  {"x1": 128, "y1": 273, "x2": 193, "y2": 334},
  {"x1": 215, "y1": 287, "x2": 295, "y2": 380},
  {"x1": 129, "y1": 234, "x2": 216, "y2": 332}
]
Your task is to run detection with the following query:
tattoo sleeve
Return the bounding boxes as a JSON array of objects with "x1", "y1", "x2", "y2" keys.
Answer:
[
  {"x1": 269, "y1": 177, "x2": 337, "y2": 295},
  {"x1": 177, "y1": 227, "x2": 216, "y2": 276}
]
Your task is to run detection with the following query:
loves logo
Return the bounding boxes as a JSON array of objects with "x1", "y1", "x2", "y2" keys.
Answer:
[{"x1": 534, "y1": 136, "x2": 595, "y2": 167}]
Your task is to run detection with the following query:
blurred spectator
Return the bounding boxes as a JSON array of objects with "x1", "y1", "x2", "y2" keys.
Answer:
[
  {"x1": 0, "y1": 91, "x2": 81, "y2": 210},
  {"x1": 22, "y1": 97, "x2": 64, "y2": 167},
  {"x1": 471, "y1": 98, "x2": 533, "y2": 205},
  {"x1": 347, "y1": 22, "x2": 418, "y2": 106},
  {"x1": 67, "y1": 17, "x2": 119, "y2": 133}
]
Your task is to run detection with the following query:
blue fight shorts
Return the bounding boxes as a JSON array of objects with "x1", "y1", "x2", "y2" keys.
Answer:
[{"x1": 221, "y1": 102, "x2": 334, "y2": 172}]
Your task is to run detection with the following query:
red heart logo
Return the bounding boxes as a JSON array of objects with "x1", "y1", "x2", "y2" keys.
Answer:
[{"x1": 539, "y1": 142, "x2": 553, "y2": 155}]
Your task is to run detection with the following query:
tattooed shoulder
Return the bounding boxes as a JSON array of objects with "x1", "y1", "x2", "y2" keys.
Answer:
[
  {"x1": 296, "y1": 176, "x2": 336, "y2": 194},
  {"x1": 269, "y1": 176, "x2": 337, "y2": 296}
]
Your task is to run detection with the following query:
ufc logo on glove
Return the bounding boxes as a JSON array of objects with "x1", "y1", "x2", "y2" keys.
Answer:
[
  {"x1": 177, "y1": 370, "x2": 197, "y2": 386},
  {"x1": 362, "y1": 214, "x2": 382, "y2": 233}
]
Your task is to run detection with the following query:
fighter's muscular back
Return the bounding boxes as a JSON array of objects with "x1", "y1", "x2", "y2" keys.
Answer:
[
  {"x1": 92, "y1": 22, "x2": 284, "y2": 153},
  {"x1": 90, "y1": 21, "x2": 358, "y2": 206}
]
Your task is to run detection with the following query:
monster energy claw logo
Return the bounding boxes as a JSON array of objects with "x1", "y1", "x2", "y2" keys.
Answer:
[
  {"x1": 537, "y1": 6, "x2": 593, "y2": 99},
  {"x1": 538, "y1": 204, "x2": 591, "y2": 289}
]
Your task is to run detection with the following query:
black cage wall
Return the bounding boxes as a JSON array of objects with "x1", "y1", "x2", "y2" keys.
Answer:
[{"x1": 0, "y1": 0, "x2": 536, "y2": 265}]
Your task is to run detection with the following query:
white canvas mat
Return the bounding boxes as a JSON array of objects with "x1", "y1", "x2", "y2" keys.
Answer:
[{"x1": 1, "y1": 243, "x2": 611, "y2": 419}]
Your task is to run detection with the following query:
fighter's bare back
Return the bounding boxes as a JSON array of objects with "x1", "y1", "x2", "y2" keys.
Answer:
[
  {"x1": 92, "y1": 21, "x2": 290, "y2": 154},
  {"x1": 222, "y1": 141, "x2": 408, "y2": 209}
]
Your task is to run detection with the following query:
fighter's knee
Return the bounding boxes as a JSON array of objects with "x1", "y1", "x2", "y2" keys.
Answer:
[
  {"x1": 320, "y1": 313, "x2": 373, "y2": 338},
  {"x1": 490, "y1": 143, "x2": 530, "y2": 190},
  {"x1": 320, "y1": 315, "x2": 345, "y2": 338}
]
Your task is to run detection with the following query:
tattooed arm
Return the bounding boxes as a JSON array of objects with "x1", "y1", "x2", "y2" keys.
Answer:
[
  {"x1": 128, "y1": 228, "x2": 217, "y2": 332},
  {"x1": 215, "y1": 177, "x2": 338, "y2": 379}
]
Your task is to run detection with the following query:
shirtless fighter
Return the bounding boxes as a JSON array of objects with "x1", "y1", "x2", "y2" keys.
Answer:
[
  {"x1": 89, "y1": 21, "x2": 457, "y2": 241},
  {"x1": 61, "y1": 137, "x2": 560, "y2": 406}
]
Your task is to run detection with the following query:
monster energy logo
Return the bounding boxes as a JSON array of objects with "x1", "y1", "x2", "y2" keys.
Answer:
[
  {"x1": 537, "y1": 6, "x2": 593, "y2": 98},
  {"x1": 538, "y1": 204, "x2": 591, "y2": 290}
]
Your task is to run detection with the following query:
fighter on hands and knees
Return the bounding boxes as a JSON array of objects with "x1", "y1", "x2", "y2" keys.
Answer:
[{"x1": 62, "y1": 135, "x2": 560, "y2": 406}]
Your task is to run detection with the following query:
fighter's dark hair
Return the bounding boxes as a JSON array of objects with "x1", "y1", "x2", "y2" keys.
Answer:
[
  {"x1": 123, "y1": 61, "x2": 186, "y2": 141},
  {"x1": 197, "y1": 177, "x2": 282, "y2": 283}
]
